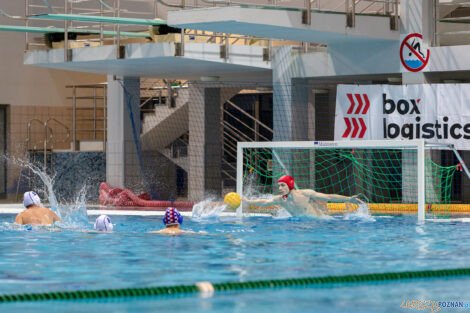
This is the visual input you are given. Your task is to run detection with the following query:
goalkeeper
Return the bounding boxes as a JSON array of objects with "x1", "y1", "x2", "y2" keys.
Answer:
[{"x1": 243, "y1": 175, "x2": 362, "y2": 217}]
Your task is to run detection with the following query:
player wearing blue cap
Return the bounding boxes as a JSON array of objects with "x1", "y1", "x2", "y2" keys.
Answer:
[
  {"x1": 150, "y1": 207, "x2": 194, "y2": 235},
  {"x1": 14, "y1": 191, "x2": 62, "y2": 225}
]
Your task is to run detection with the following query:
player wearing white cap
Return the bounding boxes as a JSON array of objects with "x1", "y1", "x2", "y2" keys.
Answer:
[{"x1": 14, "y1": 191, "x2": 62, "y2": 225}]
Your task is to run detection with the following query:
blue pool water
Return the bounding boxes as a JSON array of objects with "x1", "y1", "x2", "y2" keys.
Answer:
[{"x1": 1, "y1": 212, "x2": 470, "y2": 312}]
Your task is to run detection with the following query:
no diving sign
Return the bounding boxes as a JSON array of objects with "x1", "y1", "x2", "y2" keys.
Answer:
[{"x1": 400, "y1": 33, "x2": 430, "y2": 72}]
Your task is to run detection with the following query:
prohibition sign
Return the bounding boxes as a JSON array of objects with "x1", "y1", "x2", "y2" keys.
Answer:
[{"x1": 400, "y1": 33, "x2": 430, "y2": 72}]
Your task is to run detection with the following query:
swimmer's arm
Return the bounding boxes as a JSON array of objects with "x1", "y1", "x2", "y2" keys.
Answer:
[
  {"x1": 301, "y1": 189, "x2": 356, "y2": 203},
  {"x1": 51, "y1": 212, "x2": 62, "y2": 223},
  {"x1": 14, "y1": 214, "x2": 23, "y2": 225},
  {"x1": 243, "y1": 196, "x2": 281, "y2": 207}
]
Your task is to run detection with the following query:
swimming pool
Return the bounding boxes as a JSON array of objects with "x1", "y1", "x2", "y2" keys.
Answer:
[{"x1": 1, "y1": 212, "x2": 470, "y2": 312}]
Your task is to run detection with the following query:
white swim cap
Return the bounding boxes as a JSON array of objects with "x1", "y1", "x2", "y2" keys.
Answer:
[
  {"x1": 23, "y1": 191, "x2": 41, "y2": 208},
  {"x1": 94, "y1": 215, "x2": 113, "y2": 232}
]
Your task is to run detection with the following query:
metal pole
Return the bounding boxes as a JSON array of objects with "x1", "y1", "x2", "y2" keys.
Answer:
[
  {"x1": 100, "y1": 0, "x2": 104, "y2": 46},
  {"x1": 180, "y1": 28, "x2": 185, "y2": 56},
  {"x1": 417, "y1": 140, "x2": 425, "y2": 222},
  {"x1": 64, "y1": 0, "x2": 68, "y2": 61},
  {"x1": 394, "y1": 0, "x2": 399, "y2": 31},
  {"x1": 25, "y1": 0, "x2": 29, "y2": 51},
  {"x1": 72, "y1": 86, "x2": 76, "y2": 151},
  {"x1": 306, "y1": 0, "x2": 311, "y2": 25},
  {"x1": 43, "y1": 121, "x2": 48, "y2": 178},
  {"x1": 93, "y1": 87, "x2": 97, "y2": 140},
  {"x1": 352, "y1": 0, "x2": 356, "y2": 27},
  {"x1": 103, "y1": 85, "x2": 107, "y2": 152},
  {"x1": 116, "y1": 0, "x2": 121, "y2": 58},
  {"x1": 432, "y1": 0, "x2": 438, "y2": 46},
  {"x1": 225, "y1": 33, "x2": 229, "y2": 59},
  {"x1": 254, "y1": 96, "x2": 259, "y2": 141}
]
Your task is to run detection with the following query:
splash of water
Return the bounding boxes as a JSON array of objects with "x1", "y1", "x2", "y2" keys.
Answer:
[
  {"x1": 8, "y1": 156, "x2": 90, "y2": 229},
  {"x1": 192, "y1": 199, "x2": 227, "y2": 221},
  {"x1": 57, "y1": 184, "x2": 90, "y2": 228},
  {"x1": 344, "y1": 202, "x2": 376, "y2": 222}
]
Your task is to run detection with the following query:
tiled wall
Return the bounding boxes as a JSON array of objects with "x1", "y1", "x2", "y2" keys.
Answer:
[{"x1": 7, "y1": 105, "x2": 72, "y2": 200}]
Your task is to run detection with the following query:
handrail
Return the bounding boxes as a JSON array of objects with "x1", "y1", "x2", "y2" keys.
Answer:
[
  {"x1": 226, "y1": 100, "x2": 273, "y2": 134},
  {"x1": 220, "y1": 97, "x2": 274, "y2": 187},
  {"x1": 156, "y1": 0, "x2": 185, "y2": 8},
  {"x1": 223, "y1": 109, "x2": 270, "y2": 141},
  {"x1": 221, "y1": 169, "x2": 236, "y2": 181},
  {"x1": 43, "y1": 117, "x2": 71, "y2": 173},
  {"x1": 222, "y1": 158, "x2": 237, "y2": 171},
  {"x1": 25, "y1": 119, "x2": 49, "y2": 151},
  {"x1": 433, "y1": 0, "x2": 470, "y2": 46}
]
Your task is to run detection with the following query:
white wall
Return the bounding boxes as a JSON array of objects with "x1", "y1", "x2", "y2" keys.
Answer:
[{"x1": 0, "y1": 1, "x2": 105, "y2": 109}]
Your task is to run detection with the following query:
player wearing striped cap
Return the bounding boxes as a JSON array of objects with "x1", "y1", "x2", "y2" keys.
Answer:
[{"x1": 150, "y1": 207, "x2": 195, "y2": 235}]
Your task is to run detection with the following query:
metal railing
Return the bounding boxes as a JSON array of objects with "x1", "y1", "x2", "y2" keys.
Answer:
[
  {"x1": 17, "y1": 117, "x2": 71, "y2": 200},
  {"x1": 66, "y1": 84, "x2": 107, "y2": 151},
  {"x1": 432, "y1": 0, "x2": 470, "y2": 46},
  {"x1": 157, "y1": 0, "x2": 399, "y2": 29},
  {"x1": 43, "y1": 117, "x2": 71, "y2": 170},
  {"x1": 220, "y1": 99, "x2": 273, "y2": 185},
  {"x1": 24, "y1": 0, "x2": 159, "y2": 55}
]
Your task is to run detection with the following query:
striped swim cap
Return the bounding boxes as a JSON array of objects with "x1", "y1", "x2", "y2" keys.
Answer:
[{"x1": 163, "y1": 207, "x2": 183, "y2": 226}]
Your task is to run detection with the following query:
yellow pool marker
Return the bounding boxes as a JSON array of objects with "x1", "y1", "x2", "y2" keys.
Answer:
[{"x1": 246, "y1": 203, "x2": 470, "y2": 215}]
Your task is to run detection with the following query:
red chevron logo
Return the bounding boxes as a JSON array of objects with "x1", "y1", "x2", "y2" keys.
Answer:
[
  {"x1": 343, "y1": 94, "x2": 369, "y2": 138},
  {"x1": 342, "y1": 117, "x2": 367, "y2": 138},
  {"x1": 342, "y1": 118, "x2": 352, "y2": 138},
  {"x1": 346, "y1": 94, "x2": 370, "y2": 115}
]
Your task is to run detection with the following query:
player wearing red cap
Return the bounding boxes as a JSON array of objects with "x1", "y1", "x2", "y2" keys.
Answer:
[{"x1": 243, "y1": 175, "x2": 361, "y2": 217}]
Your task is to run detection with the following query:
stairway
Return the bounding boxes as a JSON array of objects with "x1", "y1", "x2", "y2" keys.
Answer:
[
  {"x1": 436, "y1": 0, "x2": 470, "y2": 46},
  {"x1": 140, "y1": 85, "x2": 190, "y2": 152}
]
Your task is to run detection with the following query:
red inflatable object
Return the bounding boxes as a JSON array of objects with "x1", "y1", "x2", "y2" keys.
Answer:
[{"x1": 99, "y1": 182, "x2": 194, "y2": 211}]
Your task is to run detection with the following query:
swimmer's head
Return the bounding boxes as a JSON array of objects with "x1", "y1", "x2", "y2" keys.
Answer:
[
  {"x1": 278, "y1": 175, "x2": 294, "y2": 193},
  {"x1": 94, "y1": 215, "x2": 113, "y2": 232},
  {"x1": 23, "y1": 191, "x2": 41, "y2": 208},
  {"x1": 163, "y1": 207, "x2": 183, "y2": 226}
]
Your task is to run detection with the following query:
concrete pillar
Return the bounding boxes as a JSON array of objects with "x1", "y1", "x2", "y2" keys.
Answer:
[
  {"x1": 106, "y1": 76, "x2": 141, "y2": 189},
  {"x1": 272, "y1": 47, "x2": 310, "y2": 141},
  {"x1": 272, "y1": 47, "x2": 311, "y2": 187},
  {"x1": 188, "y1": 87, "x2": 222, "y2": 201},
  {"x1": 401, "y1": 0, "x2": 436, "y2": 84}
]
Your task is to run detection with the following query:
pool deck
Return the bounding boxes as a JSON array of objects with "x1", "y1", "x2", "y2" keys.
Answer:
[{"x1": 0, "y1": 204, "x2": 270, "y2": 217}]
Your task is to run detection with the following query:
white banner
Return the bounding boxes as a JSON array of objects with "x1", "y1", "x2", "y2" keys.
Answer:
[{"x1": 334, "y1": 84, "x2": 470, "y2": 150}]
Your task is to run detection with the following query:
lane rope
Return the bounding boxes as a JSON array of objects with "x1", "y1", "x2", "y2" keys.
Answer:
[{"x1": 1, "y1": 268, "x2": 470, "y2": 302}]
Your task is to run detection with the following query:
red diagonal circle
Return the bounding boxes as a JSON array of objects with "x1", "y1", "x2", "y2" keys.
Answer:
[
  {"x1": 351, "y1": 118, "x2": 359, "y2": 138},
  {"x1": 342, "y1": 117, "x2": 351, "y2": 138},
  {"x1": 346, "y1": 94, "x2": 355, "y2": 114},
  {"x1": 354, "y1": 94, "x2": 363, "y2": 114},
  {"x1": 362, "y1": 94, "x2": 370, "y2": 114},
  {"x1": 358, "y1": 118, "x2": 366, "y2": 138},
  {"x1": 404, "y1": 41, "x2": 426, "y2": 64}
]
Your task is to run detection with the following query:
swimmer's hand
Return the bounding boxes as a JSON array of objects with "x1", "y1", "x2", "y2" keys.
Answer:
[{"x1": 349, "y1": 195, "x2": 364, "y2": 205}]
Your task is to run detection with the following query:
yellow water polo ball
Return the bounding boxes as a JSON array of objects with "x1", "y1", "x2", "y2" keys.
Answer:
[{"x1": 224, "y1": 192, "x2": 241, "y2": 209}]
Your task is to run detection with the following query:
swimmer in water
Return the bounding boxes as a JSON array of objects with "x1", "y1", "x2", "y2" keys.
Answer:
[
  {"x1": 94, "y1": 215, "x2": 113, "y2": 232},
  {"x1": 14, "y1": 191, "x2": 62, "y2": 225},
  {"x1": 150, "y1": 207, "x2": 195, "y2": 235},
  {"x1": 243, "y1": 175, "x2": 362, "y2": 217}
]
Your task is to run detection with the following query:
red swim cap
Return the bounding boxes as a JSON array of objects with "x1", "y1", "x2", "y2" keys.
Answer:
[{"x1": 278, "y1": 175, "x2": 295, "y2": 190}]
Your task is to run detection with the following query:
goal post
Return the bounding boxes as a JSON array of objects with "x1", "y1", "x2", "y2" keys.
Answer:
[{"x1": 237, "y1": 140, "x2": 467, "y2": 221}]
